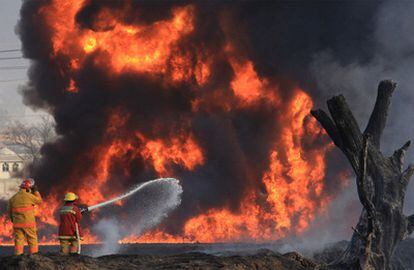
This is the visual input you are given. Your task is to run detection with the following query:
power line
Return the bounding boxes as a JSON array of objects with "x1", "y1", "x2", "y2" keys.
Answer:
[
  {"x1": 6, "y1": 115, "x2": 47, "y2": 118},
  {"x1": 0, "y1": 115, "x2": 50, "y2": 120},
  {"x1": 0, "y1": 79, "x2": 26, "y2": 83},
  {"x1": 0, "y1": 66, "x2": 28, "y2": 70},
  {"x1": 0, "y1": 57, "x2": 24, "y2": 60},
  {"x1": 0, "y1": 49, "x2": 20, "y2": 53}
]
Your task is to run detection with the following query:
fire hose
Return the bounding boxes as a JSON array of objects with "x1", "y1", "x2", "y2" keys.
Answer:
[{"x1": 75, "y1": 222, "x2": 81, "y2": 254}]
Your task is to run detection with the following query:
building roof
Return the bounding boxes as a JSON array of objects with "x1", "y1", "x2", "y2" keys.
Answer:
[
  {"x1": 0, "y1": 147, "x2": 25, "y2": 162},
  {"x1": 4, "y1": 144, "x2": 31, "y2": 155}
]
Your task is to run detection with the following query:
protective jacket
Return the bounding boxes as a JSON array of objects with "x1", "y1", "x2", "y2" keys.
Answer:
[
  {"x1": 58, "y1": 202, "x2": 83, "y2": 239},
  {"x1": 8, "y1": 189, "x2": 42, "y2": 228}
]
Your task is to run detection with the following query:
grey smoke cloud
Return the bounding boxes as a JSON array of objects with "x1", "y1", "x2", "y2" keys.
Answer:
[
  {"x1": 278, "y1": 178, "x2": 360, "y2": 255},
  {"x1": 92, "y1": 218, "x2": 121, "y2": 256},
  {"x1": 310, "y1": 0, "x2": 414, "y2": 217}
]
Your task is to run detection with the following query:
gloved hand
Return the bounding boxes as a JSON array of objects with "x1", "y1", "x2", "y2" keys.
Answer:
[
  {"x1": 79, "y1": 205, "x2": 89, "y2": 214},
  {"x1": 31, "y1": 185, "x2": 39, "y2": 193}
]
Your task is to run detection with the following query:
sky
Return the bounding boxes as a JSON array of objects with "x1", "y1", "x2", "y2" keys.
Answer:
[{"x1": 0, "y1": 0, "x2": 43, "y2": 124}]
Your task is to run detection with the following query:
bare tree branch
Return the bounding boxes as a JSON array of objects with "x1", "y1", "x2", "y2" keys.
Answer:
[
  {"x1": 1, "y1": 116, "x2": 55, "y2": 164},
  {"x1": 392, "y1": 141, "x2": 411, "y2": 172},
  {"x1": 402, "y1": 164, "x2": 414, "y2": 186},
  {"x1": 326, "y1": 95, "x2": 363, "y2": 174},
  {"x1": 364, "y1": 80, "x2": 397, "y2": 148},
  {"x1": 408, "y1": 215, "x2": 414, "y2": 235},
  {"x1": 33, "y1": 115, "x2": 55, "y2": 144},
  {"x1": 310, "y1": 109, "x2": 343, "y2": 149}
]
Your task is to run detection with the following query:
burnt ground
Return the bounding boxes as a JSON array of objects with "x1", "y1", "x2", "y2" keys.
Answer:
[
  {"x1": 313, "y1": 238, "x2": 414, "y2": 270},
  {"x1": 0, "y1": 239, "x2": 413, "y2": 269},
  {"x1": 0, "y1": 251, "x2": 317, "y2": 270}
]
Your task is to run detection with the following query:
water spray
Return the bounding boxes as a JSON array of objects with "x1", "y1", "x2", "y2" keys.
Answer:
[{"x1": 82, "y1": 178, "x2": 181, "y2": 213}]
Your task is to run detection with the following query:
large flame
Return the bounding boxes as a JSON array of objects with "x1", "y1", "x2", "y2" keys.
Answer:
[
  {"x1": 39, "y1": 0, "x2": 196, "y2": 92},
  {"x1": 121, "y1": 90, "x2": 332, "y2": 243},
  {"x1": 0, "y1": 0, "x2": 339, "y2": 245}
]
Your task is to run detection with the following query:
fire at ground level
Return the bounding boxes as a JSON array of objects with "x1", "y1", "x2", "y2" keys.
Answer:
[
  {"x1": 9, "y1": 0, "x2": 345, "y2": 247},
  {"x1": 0, "y1": 240, "x2": 413, "y2": 269}
]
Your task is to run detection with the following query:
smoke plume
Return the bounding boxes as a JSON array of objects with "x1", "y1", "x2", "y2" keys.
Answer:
[
  {"x1": 309, "y1": 0, "x2": 414, "y2": 217},
  {"x1": 5, "y1": 0, "x2": 411, "y2": 245}
]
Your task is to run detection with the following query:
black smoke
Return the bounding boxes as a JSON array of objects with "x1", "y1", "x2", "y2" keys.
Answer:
[{"x1": 16, "y1": 0, "x2": 384, "y2": 240}]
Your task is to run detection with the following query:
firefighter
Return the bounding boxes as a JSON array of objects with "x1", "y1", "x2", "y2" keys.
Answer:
[
  {"x1": 8, "y1": 178, "x2": 43, "y2": 255},
  {"x1": 58, "y1": 192, "x2": 87, "y2": 255}
]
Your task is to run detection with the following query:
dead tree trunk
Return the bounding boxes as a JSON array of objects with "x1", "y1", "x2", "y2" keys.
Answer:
[{"x1": 311, "y1": 80, "x2": 414, "y2": 270}]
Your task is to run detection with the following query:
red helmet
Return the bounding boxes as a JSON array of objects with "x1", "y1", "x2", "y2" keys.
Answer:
[{"x1": 20, "y1": 178, "x2": 35, "y2": 189}]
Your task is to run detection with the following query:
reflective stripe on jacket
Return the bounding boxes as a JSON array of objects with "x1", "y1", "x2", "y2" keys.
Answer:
[
  {"x1": 58, "y1": 202, "x2": 83, "y2": 238},
  {"x1": 8, "y1": 190, "x2": 42, "y2": 229}
]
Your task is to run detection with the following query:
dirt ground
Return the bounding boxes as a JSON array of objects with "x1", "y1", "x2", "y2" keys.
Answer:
[{"x1": 1, "y1": 239, "x2": 413, "y2": 269}]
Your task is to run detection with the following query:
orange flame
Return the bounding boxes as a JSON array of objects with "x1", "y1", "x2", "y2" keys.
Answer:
[
  {"x1": 138, "y1": 133, "x2": 204, "y2": 176},
  {"x1": 0, "y1": 0, "x2": 343, "y2": 245},
  {"x1": 40, "y1": 0, "x2": 197, "y2": 92},
  {"x1": 36, "y1": 194, "x2": 59, "y2": 226},
  {"x1": 119, "y1": 90, "x2": 333, "y2": 243}
]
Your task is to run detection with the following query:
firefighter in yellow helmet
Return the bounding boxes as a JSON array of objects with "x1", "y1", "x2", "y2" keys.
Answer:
[
  {"x1": 8, "y1": 178, "x2": 43, "y2": 255},
  {"x1": 58, "y1": 192, "x2": 87, "y2": 255}
]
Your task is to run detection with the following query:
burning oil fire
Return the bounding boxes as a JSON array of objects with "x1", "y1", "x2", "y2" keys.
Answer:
[{"x1": 0, "y1": 0, "x2": 340, "y2": 245}]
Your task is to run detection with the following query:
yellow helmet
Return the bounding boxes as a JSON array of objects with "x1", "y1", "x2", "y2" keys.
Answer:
[{"x1": 64, "y1": 192, "x2": 78, "y2": 202}]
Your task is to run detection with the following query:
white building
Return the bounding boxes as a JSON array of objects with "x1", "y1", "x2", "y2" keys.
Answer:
[{"x1": 0, "y1": 146, "x2": 27, "y2": 200}]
